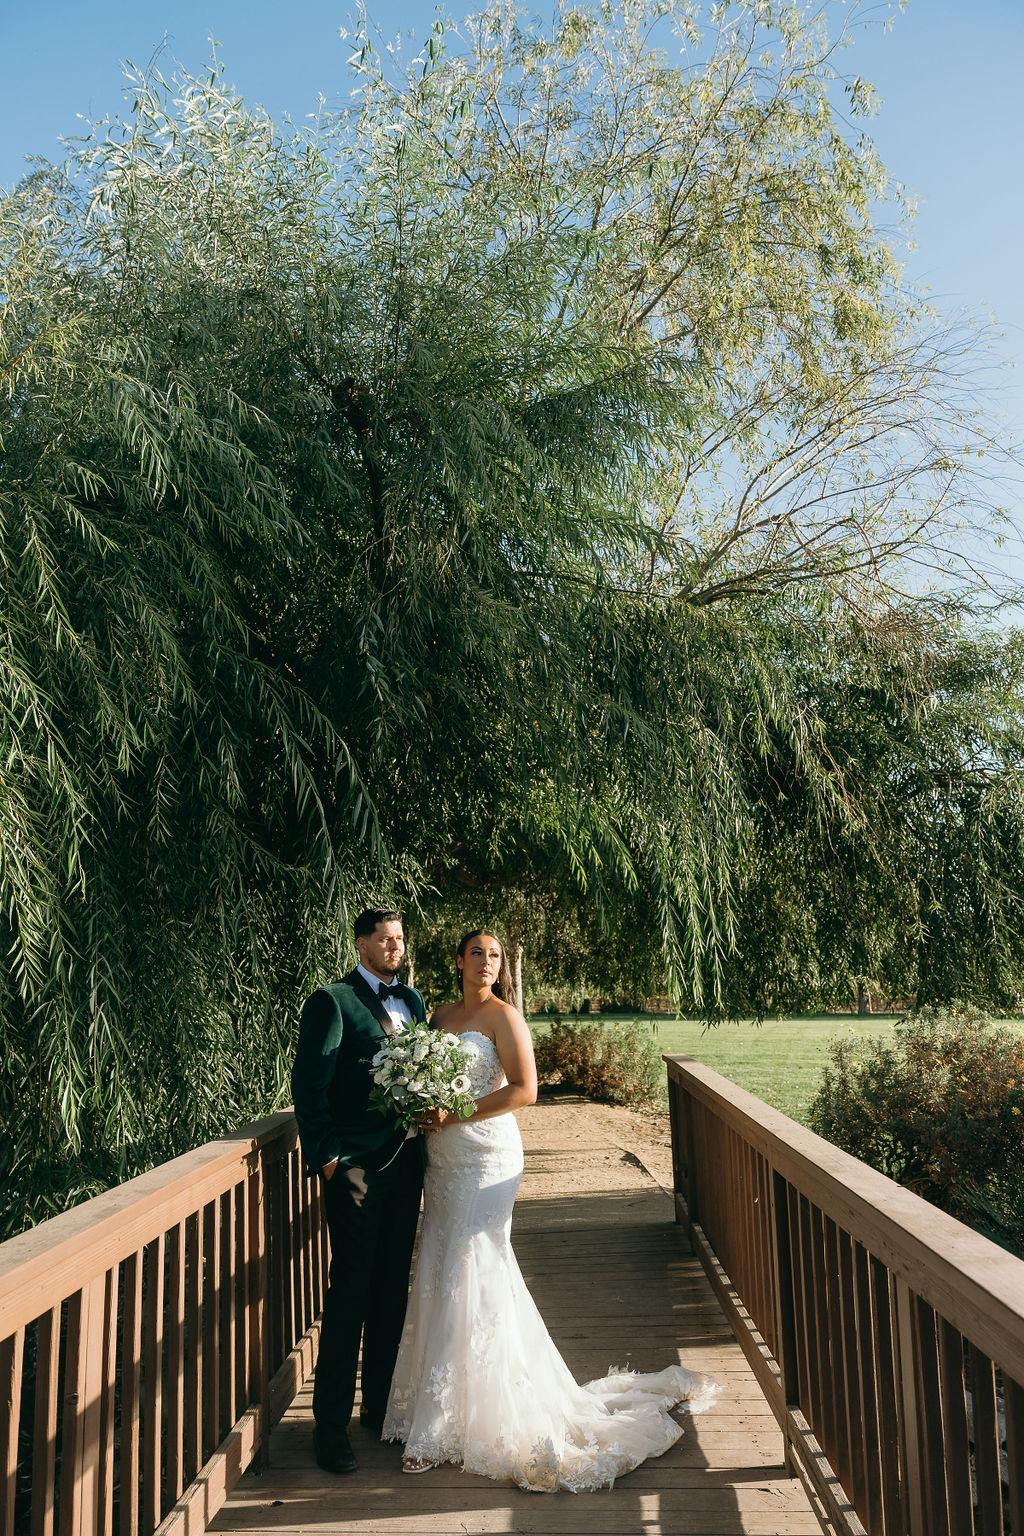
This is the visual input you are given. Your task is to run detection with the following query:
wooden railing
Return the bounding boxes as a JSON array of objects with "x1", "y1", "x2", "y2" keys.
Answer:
[
  {"x1": 666, "y1": 1054, "x2": 1024, "y2": 1536},
  {"x1": 0, "y1": 1110, "x2": 323, "y2": 1536}
]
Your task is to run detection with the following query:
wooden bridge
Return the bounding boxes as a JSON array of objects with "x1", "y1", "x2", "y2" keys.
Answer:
[{"x1": 1, "y1": 1057, "x2": 1022, "y2": 1536}]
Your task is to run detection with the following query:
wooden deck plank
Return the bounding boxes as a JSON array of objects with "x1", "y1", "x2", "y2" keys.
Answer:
[{"x1": 211, "y1": 1101, "x2": 820, "y2": 1536}]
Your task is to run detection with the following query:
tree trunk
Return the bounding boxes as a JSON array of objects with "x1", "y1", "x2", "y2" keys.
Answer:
[
  {"x1": 857, "y1": 981, "x2": 870, "y2": 1015},
  {"x1": 512, "y1": 942, "x2": 524, "y2": 1016}
]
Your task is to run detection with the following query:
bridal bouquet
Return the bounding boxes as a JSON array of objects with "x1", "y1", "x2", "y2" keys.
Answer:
[{"x1": 369, "y1": 1023, "x2": 477, "y2": 1132}]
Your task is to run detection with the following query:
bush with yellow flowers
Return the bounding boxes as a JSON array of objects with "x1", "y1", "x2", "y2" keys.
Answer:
[
  {"x1": 534, "y1": 1019, "x2": 663, "y2": 1108},
  {"x1": 809, "y1": 1005, "x2": 1024, "y2": 1254}
]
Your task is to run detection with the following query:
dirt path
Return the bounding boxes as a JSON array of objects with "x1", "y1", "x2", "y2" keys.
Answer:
[{"x1": 518, "y1": 1091, "x2": 674, "y2": 1195}]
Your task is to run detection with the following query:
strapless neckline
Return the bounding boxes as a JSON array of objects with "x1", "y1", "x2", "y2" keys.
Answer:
[{"x1": 454, "y1": 1028, "x2": 496, "y2": 1047}]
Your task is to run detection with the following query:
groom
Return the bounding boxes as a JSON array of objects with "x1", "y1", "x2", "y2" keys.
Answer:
[{"x1": 291, "y1": 908, "x2": 427, "y2": 1475}]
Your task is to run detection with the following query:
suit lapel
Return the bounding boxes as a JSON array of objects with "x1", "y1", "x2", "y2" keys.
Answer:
[
  {"x1": 345, "y1": 968, "x2": 396, "y2": 1037},
  {"x1": 398, "y1": 983, "x2": 422, "y2": 1022}
]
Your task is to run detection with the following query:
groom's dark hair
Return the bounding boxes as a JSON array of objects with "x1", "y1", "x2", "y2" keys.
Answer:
[{"x1": 354, "y1": 907, "x2": 402, "y2": 939}]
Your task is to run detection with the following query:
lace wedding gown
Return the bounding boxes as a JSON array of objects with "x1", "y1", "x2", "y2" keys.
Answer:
[{"x1": 383, "y1": 1031, "x2": 718, "y2": 1492}]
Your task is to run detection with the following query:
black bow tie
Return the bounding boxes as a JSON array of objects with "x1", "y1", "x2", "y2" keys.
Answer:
[{"x1": 378, "y1": 983, "x2": 404, "y2": 1002}]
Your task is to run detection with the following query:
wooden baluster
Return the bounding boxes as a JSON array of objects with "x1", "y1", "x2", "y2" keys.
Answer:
[
  {"x1": 141, "y1": 1235, "x2": 165, "y2": 1535},
  {"x1": 1, "y1": 1328, "x2": 24, "y2": 1536},
  {"x1": 666, "y1": 1077, "x2": 687, "y2": 1219},
  {"x1": 202, "y1": 1200, "x2": 220, "y2": 1459},
  {"x1": 733, "y1": 1130, "x2": 749, "y2": 1320},
  {"x1": 276, "y1": 1155, "x2": 290, "y2": 1364},
  {"x1": 120, "y1": 1253, "x2": 143, "y2": 1536},
  {"x1": 823, "y1": 1218, "x2": 852, "y2": 1494},
  {"x1": 1004, "y1": 1372, "x2": 1023, "y2": 1536},
  {"x1": 741, "y1": 1142, "x2": 755, "y2": 1331},
  {"x1": 914, "y1": 1296, "x2": 948, "y2": 1535},
  {"x1": 219, "y1": 1190, "x2": 236, "y2": 1434},
  {"x1": 682, "y1": 1085, "x2": 700, "y2": 1227},
  {"x1": 769, "y1": 1172, "x2": 798, "y2": 1477},
  {"x1": 184, "y1": 1213, "x2": 201, "y2": 1486},
  {"x1": 97, "y1": 1269, "x2": 117, "y2": 1536},
  {"x1": 936, "y1": 1318, "x2": 971, "y2": 1535},
  {"x1": 289, "y1": 1156, "x2": 303, "y2": 1340},
  {"x1": 808, "y1": 1204, "x2": 836, "y2": 1463},
  {"x1": 733, "y1": 1130, "x2": 751, "y2": 1306},
  {"x1": 968, "y1": 1345, "x2": 1004, "y2": 1536},
  {"x1": 59, "y1": 1278, "x2": 105, "y2": 1536},
  {"x1": 693, "y1": 1100, "x2": 712, "y2": 1236},
  {"x1": 261, "y1": 1158, "x2": 277, "y2": 1383},
  {"x1": 287, "y1": 1152, "x2": 301, "y2": 1354},
  {"x1": 797, "y1": 1196, "x2": 825, "y2": 1444},
  {"x1": 893, "y1": 1278, "x2": 927, "y2": 1536},
  {"x1": 165, "y1": 1222, "x2": 186, "y2": 1508},
  {"x1": 870, "y1": 1261, "x2": 904, "y2": 1536},
  {"x1": 755, "y1": 1153, "x2": 773, "y2": 1356},
  {"x1": 31, "y1": 1308, "x2": 60, "y2": 1536},
  {"x1": 835, "y1": 1229, "x2": 865, "y2": 1520},
  {"x1": 247, "y1": 1152, "x2": 271, "y2": 1472},
  {"x1": 786, "y1": 1187, "x2": 811, "y2": 1415},
  {"x1": 851, "y1": 1243, "x2": 884, "y2": 1534},
  {"x1": 234, "y1": 1184, "x2": 248, "y2": 1418}
]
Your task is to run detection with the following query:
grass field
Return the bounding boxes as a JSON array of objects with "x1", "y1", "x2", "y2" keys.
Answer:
[{"x1": 531, "y1": 1013, "x2": 900, "y2": 1127}]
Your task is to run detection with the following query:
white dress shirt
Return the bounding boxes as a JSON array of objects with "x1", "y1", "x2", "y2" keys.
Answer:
[{"x1": 356, "y1": 963, "x2": 413, "y2": 1033}]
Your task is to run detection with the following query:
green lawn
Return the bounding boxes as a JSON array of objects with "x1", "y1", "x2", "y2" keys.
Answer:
[{"x1": 531, "y1": 1013, "x2": 900, "y2": 1127}]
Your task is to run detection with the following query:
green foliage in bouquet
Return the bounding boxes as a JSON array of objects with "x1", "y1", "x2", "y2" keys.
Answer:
[
  {"x1": 534, "y1": 1020, "x2": 662, "y2": 1109},
  {"x1": 370, "y1": 1024, "x2": 478, "y2": 1132},
  {"x1": 809, "y1": 1006, "x2": 1024, "y2": 1254}
]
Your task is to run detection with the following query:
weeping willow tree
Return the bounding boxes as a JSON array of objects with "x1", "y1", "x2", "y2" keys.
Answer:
[{"x1": 1, "y1": 0, "x2": 1021, "y2": 1234}]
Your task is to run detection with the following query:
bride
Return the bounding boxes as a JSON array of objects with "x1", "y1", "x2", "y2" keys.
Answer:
[{"x1": 381, "y1": 928, "x2": 717, "y2": 1492}]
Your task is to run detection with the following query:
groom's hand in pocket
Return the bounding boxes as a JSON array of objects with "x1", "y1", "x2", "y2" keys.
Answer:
[{"x1": 322, "y1": 1158, "x2": 339, "y2": 1181}]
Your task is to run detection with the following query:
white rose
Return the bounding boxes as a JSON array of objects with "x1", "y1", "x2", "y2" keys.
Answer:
[{"x1": 413, "y1": 1041, "x2": 429, "y2": 1063}]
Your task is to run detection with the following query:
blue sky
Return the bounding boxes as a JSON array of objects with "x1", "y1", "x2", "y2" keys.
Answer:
[{"x1": 2, "y1": 0, "x2": 1022, "y2": 564}]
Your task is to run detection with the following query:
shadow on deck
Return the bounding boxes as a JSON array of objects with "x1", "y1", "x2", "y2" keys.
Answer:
[{"x1": 211, "y1": 1103, "x2": 820, "y2": 1536}]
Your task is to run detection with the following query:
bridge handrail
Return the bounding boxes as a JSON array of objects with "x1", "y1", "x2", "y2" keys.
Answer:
[
  {"x1": 665, "y1": 1053, "x2": 1024, "y2": 1536},
  {"x1": 0, "y1": 1108, "x2": 322, "y2": 1536},
  {"x1": 0, "y1": 1113, "x2": 295, "y2": 1341}
]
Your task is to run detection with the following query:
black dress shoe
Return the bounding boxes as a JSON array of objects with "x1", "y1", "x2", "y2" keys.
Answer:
[
  {"x1": 313, "y1": 1426, "x2": 357, "y2": 1475},
  {"x1": 359, "y1": 1407, "x2": 385, "y2": 1432}
]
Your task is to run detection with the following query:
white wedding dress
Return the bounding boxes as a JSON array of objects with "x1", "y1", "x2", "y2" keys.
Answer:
[{"x1": 382, "y1": 1031, "x2": 718, "y2": 1492}]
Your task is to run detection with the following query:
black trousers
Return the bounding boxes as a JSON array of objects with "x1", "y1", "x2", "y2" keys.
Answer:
[{"x1": 312, "y1": 1137, "x2": 424, "y2": 1430}]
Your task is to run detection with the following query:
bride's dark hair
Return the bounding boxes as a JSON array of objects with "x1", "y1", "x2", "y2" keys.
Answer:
[{"x1": 456, "y1": 929, "x2": 514, "y2": 1003}]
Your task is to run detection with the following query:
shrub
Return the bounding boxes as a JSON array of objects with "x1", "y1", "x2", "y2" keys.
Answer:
[
  {"x1": 809, "y1": 1004, "x2": 1024, "y2": 1253},
  {"x1": 534, "y1": 1019, "x2": 663, "y2": 1108}
]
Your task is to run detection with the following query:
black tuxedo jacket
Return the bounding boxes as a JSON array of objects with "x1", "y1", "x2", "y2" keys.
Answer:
[{"x1": 290, "y1": 968, "x2": 427, "y2": 1174}]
